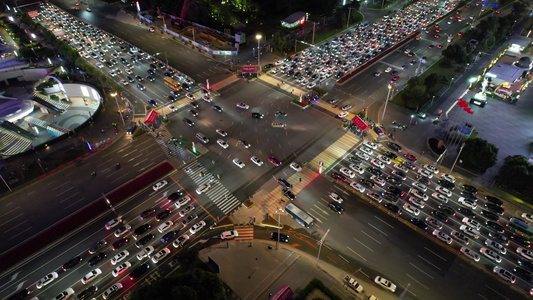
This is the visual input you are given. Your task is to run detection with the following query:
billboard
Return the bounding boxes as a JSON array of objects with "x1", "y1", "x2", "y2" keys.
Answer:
[
  {"x1": 242, "y1": 66, "x2": 259, "y2": 73},
  {"x1": 144, "y1": 110, "x2": 158, "y2": 124}
]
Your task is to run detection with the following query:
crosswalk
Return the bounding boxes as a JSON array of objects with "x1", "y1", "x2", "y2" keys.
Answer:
[
  {"x1": 307, "y1": 132, "x2": 361, "y2": 172},
  {"x1": 150, "y1": 125, "x2": 190, "y2": 160},
  {"x1": 185, "y1": 160, "x2": 241, "y2": 215},
  {"x1": 234, "y1": 225, "x2": 254, "y2": 242}
]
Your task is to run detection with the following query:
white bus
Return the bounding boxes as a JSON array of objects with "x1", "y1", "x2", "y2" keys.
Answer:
[{"x1": 285, "y1": 203, "x2": 314, "y2": 229}]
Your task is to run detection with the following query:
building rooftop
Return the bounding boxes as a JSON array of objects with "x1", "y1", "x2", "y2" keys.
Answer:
[{"x1": 486, "y1": 62, "x2": 527, "y2": 84}]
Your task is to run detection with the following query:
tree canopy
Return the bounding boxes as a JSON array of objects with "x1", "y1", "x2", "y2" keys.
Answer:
[{"x1": 459, "y1": 138, "x2": 498, "y2": 173}]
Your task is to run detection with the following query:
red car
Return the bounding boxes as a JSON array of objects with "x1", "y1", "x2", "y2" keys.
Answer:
[
  {"x1": 434, "y1": 34, "x2": 440, "y2": 39},
  {"x1": 268, "y1": 157, "x2": 282, "y2": 166},
  {"x1": 403, "y1": 153, "x2": 417, "y2": 162},
  {"x1": 391, "y1": 76, "x2": 400, "y2": 81},
  {"x1": 437, "y1": 45, "x2": 443, "y2": 49},
  {"x1": 332, "y1": 172, "x2": 347, "y2": 182}
]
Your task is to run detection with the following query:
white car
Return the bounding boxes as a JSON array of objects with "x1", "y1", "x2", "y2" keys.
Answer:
[
  {"x1": 417, "y1": 168, "x2": 433, "y2": 178},
  {"x1": 349, "y1": 163, "x2": 364, "y2": 174},
  {"x1": 152, "y1": 180, "x2": 168, "y2": 191},
  {"x1": 125, "y1": 68, "x2": 133, "y2": 74},
  {"x1": 480, "y1": 247, "x2": 502, "y2": 263},
  {"x1": 374, "y1": 276, "x2": 396, "y2": 292},
  {"x1": 411, "y1": 182, "x2": 427, "y2": 192},
  {"x1": 338, "y1": 111, "x2": 349, "y2": 118},
  {"x1": 174, "y1": 195, "x2": 191, "y2": 209},
  {"x1": 517, "y1": 247, "x2": 533, "y2": 260},
  {"x1": 493, "y1": 266, "x2": 516, "y2": 284},
  {"x1": 458, "y1": 197, "x2": 477, "y2": 209},
  {"x1": 377, "y1": 155, "x2": 391, "y2": 164},
  {"x1": 152, "y1": 248, "x2": 171, "y2": 263},
  {"x1": 216, "y1": 129, "x2": 228, "y2": 136},
  {"x1": 233, "y1": 158, "x2": 245, "y2": 168},
  {"x1": 158, "y1": 221, "x2": 173, "y2": 233},
  {"x1": 459, "y1": 225, "x2": 480, "y2": 239},
  {"x1": 424, "y1": 164, "x2": 439, "y2": 174},
  {"x1": 460, "y1": 247, "x2": 480, "y2": 262},
  {"x1": 329, "y1": 192, "x2": 344, "y2": 203},
  {"x1": 362, "y1": 142, "x2": 378, "y2": 150},
  {"x1": 355, "y1": 151, "x2": 370, "y2": 161},
  {"x1": 367, "y1": 191, "x2": 383, "y2": 203},
  {"x1": 360, "y1": 147, "x2": 373, "y2": 155},
  {"x1": 485, "y1": 239, "x2": 507, "y2": 255},
  {"x1": 189, "y1": 220, "x2": 206, "y2": 234},
  {"x1": 350, "y1": 181, "x2": 365, "y2": 193},
  {"x1": 217, "y1": 139, "x2": 229, "y2": 149},
  {"x1": 393, "y1": 163, "x2": 409, "y2": 173},
  {"x1": 408, "y1": 196, "x2": 425, "y2": 208},
  {"x1": 96, "y1": 62, "x2": 103, "y2": 68},
  {"x1": 112, "y1": 261, "x2": 131, "y2": 277},
  {"x1": 202, "y1": 95, "x2": 212, "y2": 102},
  {"x1": 105, "y1": 217, "x2": 122, "y2": 230},
  {"x1": 185, "y1": 93, "x2": 195, "y2": 100},
  {"x1": 167, "y1": 105, "x2": 177, "y2": 112},
  {"x1": 370, "y1": 159, "x2": 385, "y2": 169},
  {"x1": 462, "y1": 217, "x2": 481, "y2": 230},
  {"x1": 36, "y1": 272, "x2": 59, "y2": 289},
  {"x1": 411, "y1": 189, "x2": 428, "y2": 201},
  {"x1": 432, "y1": 230, "x2": 452, "y2": 245},
  {"x1": 113, "y1": 225, "x2": 131, "y2": 238},
  {"x1": 111, "y1": 250, "x2": 129, "y2": 265},
  {"x1": 236, "y1": 102, "x2": 249, "y2": 109},
  {"x1": 109, "y1": 71, "x2": 116, "y2": 77},
  {"x1": 441, "y1": 173, "x2": 456, "y2": 183},
  {"x1": 103, "y1": 283, "x2": 123, "y2": 300},
  {"x1": 384, "y1": 67, "x2": 392, "y2": 73},
  {"x1": 220, "y1": 230, "x2": 239, "y2": 239},
  {"x1": 436, "y1": 186, "x2": 452, "y2": 197},
  {"x1": 196, "y1": 183, "x2": 211, "y2": 194},
  {"x1": 340, "y1": 167, "x2": 355, "y2": 178},
  {"x1": 431, "y1": 193, "x2": 448, "y2": 203},
  {"x1": 290, "y1": 162, "x2": 302, "y2": 172},
  {"x1": 136, "y1": 246, "x2": 155, "y2": 260},
  {"x1": 81, "y1": 268, "x2": 102, "y2": 284},
  {"x1": 370, "y1": 175, "x2": 386, "y2": 186},
  {"x1": 121, "y1": 79, "x2": 129, "y2": 85},
  {"x1": 52, "y1": 288, "x2": 75, "y2": 300},
  {"x1": 173, "y1": 235, "x2": 190, "y2": 248},
  {"x1": 403, "y1": 203, "x2": 420, "y2": 216},
  {"x1": 251, "y1": 156, "x2": 263, "y2": 166},
  {"x1": 521, "y1": 213, "x2": 533, "y2": 223}
]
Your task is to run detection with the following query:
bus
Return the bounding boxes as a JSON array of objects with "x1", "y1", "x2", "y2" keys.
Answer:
[
  {"x1": 164, "y1": 77, "x2": 181, "y2": 90},
  {"x1": 285, "y1": 203, "x2": 314, "y2": 229},
  {"x1": 507, "y1": 217, "x2": 533, "y2": 239}
]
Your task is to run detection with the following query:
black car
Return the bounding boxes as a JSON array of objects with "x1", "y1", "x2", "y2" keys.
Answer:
[
  {"x1": 77, "y1": 286, "x2": 98, "y2": 300},
  {"x1": 486, "y1": 203, "x2": 505, "y2": 215},
  {"x1": 62, "y1": 256, "x2": 82, "y2": 271},
  {"x1": 383, "y1": 192, "x2": 398, "y2": 202},
  {"x1": 88, "y1": 252, "x2": 107, "y2": 266},
  {"x1": 147, "y1": 99, "x2": 156, "y2": 106},
  {"x1": 126, "y1": 76, "x2": 135, "y2": 83},
  {"x1": 270, "y1": 232, "x2": 289, "y2": 243},
  {"x1": 457, "y1": 207, "x2": 476, "y2": 218},
  {"x1": 156, "y1": 209, "x2": 171, "y2": 221},
  {"x1": 277, "y1": 178, "x2": 293, "y2": 189},
  {"x1": 146, "y1": 75, "x2": 156, "y2": 82},
  {"x1": 183, "y1": 118, "x2": 194, "y2": 127},
  {"x1": 189, "y1": 102, "x2": 199, "y2": 108},
  {"x1": 481, "y1": 210, "x2": 500, "y2": 221},
  {"x1": 181, "y1": 214, "x2": 198, "y2": 227},
  {"x1": 274, "y1": 111, "x2": 287, "y2": 117},
  {"x1": 461, "y1": 191, "x2": 478, "y2": 200},
  {"x1": 438, "y1": 179, "x2": 455, "y2": 190},
  {"x1": 147, "y1": 68, "x2": 156, "y2": 75},
  {"x1": 387, "y1": 142, "x2": 402, "y2": 152},
  {"x1": 349, "y1": 156, "x2": 361, "y2": 164},
  {"x1": 168, "y1": 191, "x2": 185, "y2": 202},
  {"x1": 212, "y1": 105, "x2": 223, "y2": 112},
  {"x1": 189, "y1": 109, "x2": 199, "y2": 116},
  {"x1": 486, "y1": 221, "x2": 505, "y2": 233},
  {"x1": 485, "y1": 196, "x2": 503, "y2": 206},
  {"x1": 510, "y1": 234, "x2": 532, "y2": 248},
  {"x1": 384, "y1": 203, "x2": 401, "y2": 214},
  {"x1": 167, "y1": 95, "x2": 177, "y2": 102},
  {"x1": 393, "y1": 170, "x2": 407, "y2": 179},
  {"x1": 135, "y1": 75, "x2": 143, "y2": 82},
  {"x1": 489, "y1": 232, "x2": 509, "y2": 246},
  {"x1": 112, "y1": 238, "x2": 130, "y2": 250},
  {"x1": 518, "y1": 258, "x2": 533, "y2": 272},
  {"x1": 385, "y1": 175, "x2": 402, "y2": 186},
  {"x1": 410, "y1": 218, "x2": 428, "y2": 231},
  {"x1": 384, "y1": 151, "x2": 398, "y2": 160},
  {"x1": 328, "y1": 202, "x2": 344, "y2": 214},
  {"x1": 462, "y1": 184, "x2": 478, "y2": 194},
  {"x1": 139, "y1": 209, "x2": 156, "y2": 220},
  {"x1": 367, "y1": 167, "x2": 383, "y2": 177},
  {"x1": 283, "y1": 189, "x2": 296, "y2": 201},
  {"x1": 135, "y1": 233, "x2": 155, "y2": 248},
  {"x1": 361, "y1": 179, "x2": 375, "y2": 188},
  {"x1": 514, "y1": 266, "x2": 533, "y2": 281},
  {"x1": 129, "y1": 263, "x2": 150, "y2": 280},
  {"x1": 6, "y1": 289, "x2": 30, "y2": 300},
  {"x1": 417, "y1": 176, "x2": 431, "y2": 185},
  {"x1": 161, "y1": 231, "x2": 177, "y2": 243},
  {"x1": 439, "y1": 205, "x2": 456, "y2": 217},
  {"x1": 137, "y1": 83, "x2": 146, "y2": 91},
  {"x1": 431, "y1": 210, "x2": 449, "y2": 222},
  {"x1": 88, "y1": 240, "x2": 107, "y2": 254},
  {"x1": 134, "y1": 224, "x2": 151, "y2": 238},
  {"x1": 182, "y1": 83, "x2": 192, "y2": 90},
  {"x1": 251, "y1": 112, "x2": 264, "y2": 119},
  {"x1": 387, "y1": 186, "x2": 403, "y2": 196}
]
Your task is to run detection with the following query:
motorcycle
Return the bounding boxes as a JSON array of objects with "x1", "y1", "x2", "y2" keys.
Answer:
[{"x1": 91, "y1": 171, "x2": 96, "y2": 176}]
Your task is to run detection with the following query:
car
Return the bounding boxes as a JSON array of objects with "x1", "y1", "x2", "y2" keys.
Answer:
[
  {"x1": 135, "y1": 233, "x2": 155, "y2": 248},
  {"x1": 367, "y1": 167, "x2": 383, "y2": 177},
  {"x1": 417, "y1": 175, "x2": 432, "y2": 186},
  {"x1": 460, "y1": 247, "x2": 480, "y2": 262},
  {"x1": 212, "y1": 105, "x2": 223, "y2": 112},
  {"x1": 486, "y1": 203, "x2": 505, "y2": 215},
  {"x1": 136, "y1": 246, "x2": 155, "y2": 260},
  {"x1": 438, "y1": 179, "x2": 455, "y2": 190},
  {"x1": 274, "y1": 111, "x2": 288, "y2": 117},
  {"x1": 238, "y1": 140, "x2": 251, "y2": 148},
  {"x1": 370, "y1": 175, "x2": 386, "y2": 186},
  {"x1": 387, "y1": 142, "x2": 402, "y2": 152},
  {"x1": 439, "y1": 204, "x2": 456, "y2": 216},
  {"x1": 137, "y1": 83, "x2": 146, "y2": 90},
  {"x1": 519, "y1": 258, "x2": 533, "y2": 272},
  {"x1": 510, "y1": 234, "x2": 532, "y2": 248},
  {"x1": 487, "y1": 196, "x2": 504, "y2": 206},
  {"x1": 383, "y1": 151, "x2": 398, "y2": 160},
  {"x1": 493, "y1": 266, "x2": 516, "y2": 283},
  {"x1": 76, "y1": 285, "x2": 98, "y2": 300},
  {"x1": 6, "y1": 289, "x2": 30, "y2": 300},
  {"x1": 126, "y1": 76, "x2": 135, "y2": 83},
  {"x1": 370, "y1": 159, "x2": 385, "y2": 169},
  {"x1": 203, "y1": 95, "x2": 212, "y2": 102},
  {"x1": 411, "y1": 189, "x2": 428, "y2": 201},
  {"x1": 435, "y1": 186, "x2": 452, "y2": 197},
  {"x1": 462, "y1": 217, "x2": 481, "y2": 230},
  {"x1": 412, "y1": 181, "x2": 427, "y2": 192},
  {"x1": 441, "y1": 173, "x2": 456, "y2": 183},
  {"x1": 458, "y1": 197, "x2": 477, "y2": 210},
  {"x1": 88, "y1": 252, "x2": 107, "y2": 266},
  {"x1": 251, "y1": 112, "x2": 264, "y2": 119},
  {"x1": 355, "y1": 151, "x2": 370, "y2": 161},
  {"x1": 374, "y1": 71, "x2": 382, "y2": 76},
  {"x1": 403, "y1": 203, "x2": 420, "y2": 216},
  {"x1": 188, "y1": 109, "x2": 199, "y2": 117},
  {"x1": 374, "y1": 276, "x2": 396, "y2": 292},
  {"x1": 36, "y1": 272, "x2": 58, "y2": 289},
  {"x1": 462, "y1": 184, "x2": 478, "y2": 194},
  {"x1": 216, "y1": 129, "x2": 228, "y2": 136},
  {"x1": 120, "y1": 79, "x2": 129, "y2": 85},
  {"x1": 327, "y1": 98, "x2": 340, "y2": 104},
  {"x1": 384, "y1": 203, "x2": 402, "y2": 215},
  {"x1": 328, "y1": 201, "x2": 344, "y2": 214},
  {"x1": 114, "y1": 225, "x2": 131, "y2": 238},
  {"x1": 411, "y1": 218, "x2": 428, "y2": 230},
  {"x1": 332, "y1": 172, "x2": 347, "y2": 182},
  {"x1": 373, "y1": 127, "x2": 384, "y2": 135},
  {"x1": 236, "y1": 102, "x2": 249, "y2": 109},
  {"x1": 196, "y1": 183, "x2": 211, "y2": 194},
  {"x1": 290, "y1": 162, "x2": 302, "y2": 172},
  {"x1": 350, "y1": 181, "x2": 365, "y2": 193},
  {"x1": 367, "y1": 191, "x2": 383, "y2": 203},
  {"x1": 178, "y1": 204, "x2": 195, "y2": 217},
  {"x1": 111, "y1": 250, "x2": 130, "y2": 265},
  {"x1": 480, "y1": 247, "x2": 502, "y2": 263},
  {"x1": 339, "y1": 167, "x2": 355, "y2": 178},
  {"x1": 156, "y1": 209, "x2": 171, "y2": 221},
  {"x1": 384, "y1": 67, "x2": 392, "y2": 73},
  {"x1": 277, "y1": 178, "x2": 292, "y2": 189},
  {"x1": 417, "y1": 168, "x2": 433, "y2": 179},
  {"x1": 377, "y1": 155, "x2": 391, "y2": 165},
  {"x1": 167, "y1": 105, "x2": 177, "y2": 112},
  {"x1": 360, "y1": 178, "x2": 375, "y2": 189},
  {"x1": 190, "y1": 220, "x2": 207, "y2": 234},
  {"x1": 182, "y1": 214, "x2": 199, "y2": 227},
  {"x1": 105, "y1": 218, "x2": 122, "y2": 230},
  {"x1": 111, "y1": 237, "x2": 129, "y2": 250},
  {"x1": 52, "y1": 288, "x2": 75, "y2": 300},
  {"x1": 458, "y1": 207, "x2": 477, "y2": 219},
  {"x1": 517, "y1": 247, "x2": 533, "y2": 260},
  {"x1": 173, "y1": 234, "x2": 190, "y2": 248},
  {"x1": 153, "y1": 180, "x2": 168, "y2": 191},
  {"x1": 485, "y1": 239, "x2": 507, "y2": 254},
  {"x1": 95, "y1": 62, "x2": 103, "y2": 68},
  {"x1": 349, "y1": 163, "x2": 364, "y2": 174},
  {"x1": 167, "y1": 190, "x2": 184, "y2": 202},
  {"x1": 431, "y1": 192, "x2": 448, "y2": 204},
  {"x1": 103, "y1": 283, "x2": 123, "y2": 299},
  {"x1": 161, "y1": 231, "x2": 176, "y2": 243},
  {"x1": 81, "y1": 268, "x2": 102, "y2": 284},
  {"x1": 185, "y1": 93, "x2": 194, "y2": 100},
  {"x1": 461, "y1": 191, "x2": 478, "y2": 200},
  {"x1": 62, "y1": 256, "x2": 82, "y2": 271},
  {"x1": 129, "y1": 263, "x2": 150, "y2": 280},
  {"x1": 341, "y1": 104, "x2": 352, "y2": 111},
  {"x1": 513, "y1": 266, "x2": 533, "y2": 281},
  {"x1": 425, "y1": 217, "x2": 443, "y2": 229},
  {"x1": 133, "y1": 224, "x2": 151, "y2": 238},
  {"x1": 338, "y1": 111, "x2": 349, "y2": 118},
  {"x1": 393, "y1": 163, "x2": 409, "y2": 173},
  {"x1": 432, "y1": 230, "x2": 452, "y2": 245},
  {"x1": 233, "y1": 158, "x2": 245, "y2": 168},
  {"x1": 146, "y1": 75, "x2": 155, "y2": 82},
  {"x1": 486, "y1": 220, "x2": 505, "y2": 233},
  {"x1": 451, "y1": 230, "x2": 470, "y2": 245},
  {"x1": 489, "y1": 232, "x2": 510, "y2": 246},
  {"x1": 362, "y1": 142, "x2": 378, "y2": 150},
  {"x1": 249, "y1": 156, "x2": 264, "y2": 166},
  {"x1": 270, "y1": 232, "x2": 290, "y2": 243},
  {"x1": 217, "y1": 139, "x2": 229, "y2": 149}
]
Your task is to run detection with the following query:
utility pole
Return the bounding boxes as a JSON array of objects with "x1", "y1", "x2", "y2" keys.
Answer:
[
  {"x1": 294, "y1": 38, "x2": 298, "y2": 52},
  {"x1": 451, "y1": 143, "x2": 465, "y2": 173},
  {"x1": 346, "y1": 7, "x2": 353, "y2": 28},
  {"x1": 312, "y1": 21, "x2": 317, "y2": 45},
  {"x1": 315, "y1": 229, "x2": 330, "y2": 267},
  {"x1": 276, "y1": 208, "x2": 281, "y2": 250}
]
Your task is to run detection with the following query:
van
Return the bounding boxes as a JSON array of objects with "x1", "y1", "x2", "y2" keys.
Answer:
[
  {"x1": 271, "y1": 122, "x2": 285, "y2": 128},
  {"x1": 196, "y1": 133, "x2": 209, "y2": 144}
]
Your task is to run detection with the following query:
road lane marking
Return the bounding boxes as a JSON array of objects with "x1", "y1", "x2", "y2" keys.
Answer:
[
  {"x1": 417, "y1": 255, "x2": 441, "y2": 271},
  {"x1": 59, "y1": 192, "x2": 80, "y2": 203},
  {"x1": 353, "y1": 237, "x2": 374, "y2": 252},
  {"x1": 424, "y1": 247, "x2": 448, "y2": 261},
  {"x1": 7, "y1": 226, "x2": 33, "y2": 241},
  {"x1": 405, "y1": 273, "x2": 428, "y2": 291},
  {"x1": 484, "y1": 285, "x2": 510, "y2": 300},
  {"x1": 367, "y1": 223, "x2": 388, "y2": 236},
  {"x1": 409, "y1": 262, "x2": 434, "y2": 279},
  {"x1": 0, "y1": 206, "x2": 20, "y2": 219},
  {"x1": 374, "y1": 215, "x2": 395, "y2": 228},
  {"x1": 338, "y1": 254, "x2": 349, "y2": 263},
  {"x1": 0, "y1": 213, "x2": 24, "y2": 227},
  {"x1": 56, "y1": 187, "x2": 75, "y2": 197},
  {"x1": 477, "y1": 293, "x2": 489, "y2": 300},
  {"x1": 51, "y1": 181, "x2": 70, "y2": 191},
  {"x1": 64, "y1": 197, "x2": 87, "y2": 210},
  {"x1": 4, "y1": 220, "x2": 28, "y2": 233},
  {"x1": 360, "y1": 230, "x2": 382, "y2": 244},
  {"x1": 346, "y1": 246, "x2": 367, "y2": 262}
]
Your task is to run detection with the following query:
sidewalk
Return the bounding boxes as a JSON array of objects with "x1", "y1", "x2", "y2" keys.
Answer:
[{"x1": 199, "y1": 239, "x2": 395, "y2": 300}]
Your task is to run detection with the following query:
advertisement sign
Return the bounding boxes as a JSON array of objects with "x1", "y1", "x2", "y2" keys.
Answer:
[
  {"x1": 242, "y1": 66, "x2": 259, "y2": 73},
  {"x1": 144, "y1": 110, "x2": 158, "y2": 124}
]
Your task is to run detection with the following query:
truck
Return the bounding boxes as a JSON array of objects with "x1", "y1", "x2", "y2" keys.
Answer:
[{"x1": 343, "y1": 275, "x2": 364, "y2": 293}]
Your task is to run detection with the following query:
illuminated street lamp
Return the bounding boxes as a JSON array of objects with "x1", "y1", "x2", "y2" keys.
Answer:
[
  {"x1": 381, "y1": 84, "x2": 392, "y2": 124},
  {"x1": 111, "y1": 92, "x2": 126, "y2": 128},
  {"x1": 256, "y1": 34, "x2": 262, "y2": 75},
  {"x1": 410, "y1": 114, "x2": 415, "y2": 125},
  {"x1": 468, "y1": 77, "x2": 477, "y2": 88}
]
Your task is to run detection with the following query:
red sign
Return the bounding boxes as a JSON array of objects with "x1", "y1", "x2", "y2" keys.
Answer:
[
  {"x1": 144, "y1": 110, "x2": 158, "y2": 124},
  {"x1": 242, "y1": 66, "x2": 259, "y2": 73},
  {"x1": 352, "y1": 116, "x2": 369, "y2": 131},
  {"x1": 271, "y1": 285, "x2": 293, "y2": 300}
]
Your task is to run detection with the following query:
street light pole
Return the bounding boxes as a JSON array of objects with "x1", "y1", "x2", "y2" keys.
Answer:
[
  {"x1": 312, "y1": 22, "x2": 317, "y2": 45},
  {"x1": 451, "y1": 143, "x2": 465, "y2": 173},
  {"x1": 256, "y1": 34, "x2": 262, "y2": 74},
  {"x1": 381, "y1": 85, "x2": 392, "y2": 124},
  {"x1": 276, "y1": 207, "x2": 281, "y2": 250},
  {"x1": 315, "y1": 229, "x2": 330, "y2": 267},
  {"x1": 111, "y1": 93, "x2": 126, "y2": 128},
  {"x1": 346, "y1": 7, "x2": 353, "y2": 28}
]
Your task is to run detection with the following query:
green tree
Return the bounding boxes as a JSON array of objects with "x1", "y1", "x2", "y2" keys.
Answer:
[
  {"x1": 272, "y1": 31, "x2": 287, "y2": 53},
  {"x1": 442, "y1": 44, "x2": 468, "y2": 64},
  {"x1": 403, "y1": 84, "x2": 428, "y2": 110},
  {"x1": 459, "y1": 138, "x2": 499, "y2": 173}
]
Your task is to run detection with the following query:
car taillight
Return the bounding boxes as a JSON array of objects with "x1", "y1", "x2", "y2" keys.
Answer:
[{"x1": 130, "y1": 277, "x2": 134, "y2": 280}]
